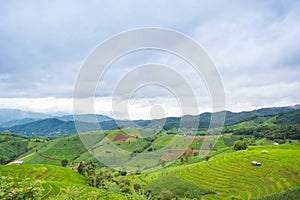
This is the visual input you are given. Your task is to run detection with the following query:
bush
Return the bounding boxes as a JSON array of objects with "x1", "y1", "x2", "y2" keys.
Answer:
[
  {"x1": 61, "y1": 159, "x2": 68, "y2": 167},
  {"x1": 0, "y1": 176, "x2": 44, "y2": 200},
  {"x1": 126, "y1": 190, "x2": 152, "y2": 200},
  {"x1": 160, "y1": 189, "x2": 174, "y2": 200},
  {"x1": 233, "y1": 140, "x2": 248, "y2": 151},
  {"x1": 133, "y1": 183, "x2": 142, "y2": 191}
]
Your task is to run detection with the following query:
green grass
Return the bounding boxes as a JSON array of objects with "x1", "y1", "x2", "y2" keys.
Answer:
[
  {"x1": 175, "y1": 143, "x2": 300, "y2": 199},
  {"x1": 23, "y1": 134, "x2": 88, "y2": 165},
  {"x1": 0, "y1": 164, "x2": 125, "y2": 199},
  {"x1": 148, "y1": 134, "x2": 174, "y2": 150},
  {"x1": 22, "y1": 132, "x2": 106, "y2": 166},
  {"x1": 114, "y1": 139, "x2": 149, "y2": 153},
  {"x1": 0, "y1": 133, "x2": 44, "y2": 163},
  {"x1": 145, "y1": 175, "x2": 215, "y2": 199},
  {"x1": 253, "y1": 188, "x2": 300, "y2": 200}
]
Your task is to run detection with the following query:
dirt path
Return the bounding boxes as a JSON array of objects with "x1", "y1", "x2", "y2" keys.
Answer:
[{"x1": 7, "y1": 152, "x2": 36, "y2": 165}]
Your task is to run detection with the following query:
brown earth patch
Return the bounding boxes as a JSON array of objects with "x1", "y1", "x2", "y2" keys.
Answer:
[{"x1": 113, "y1": 134, "x2": 130, "y2": 142}]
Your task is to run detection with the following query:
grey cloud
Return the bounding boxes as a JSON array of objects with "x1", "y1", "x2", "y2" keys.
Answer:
[{"x1": 0, "y1": 0, "x2": 299, "y2": 114}]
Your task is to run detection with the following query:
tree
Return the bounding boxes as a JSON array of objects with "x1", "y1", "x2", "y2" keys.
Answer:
[
  {"x1": 117, "y1": 125, "x2": 124, "y2": 129},
  {"x1": 86, "y1": 160, "x2": 97, "y2": 177},
  {"x1": 233, "y1": 140, "x2": 248, "y2": 151},
  {"x1": 205, "y1": 156, "x2": 211, "y2": 162},
  {"x1": 0, "y1": 157, "x2": 8, "y2": 165},
  {"x1": 77, "y1": 161, "x2": 85, "y2": 176},
  {"x1": 133, "y1": 183, "x2": 141, "y2": 191},
  {"x1": 61, "y1": 159, "x2": 68, "y2": 167}
]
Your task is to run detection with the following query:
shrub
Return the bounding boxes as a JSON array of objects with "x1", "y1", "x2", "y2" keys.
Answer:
[
  {"x1": 233, "y1": 140, "x2": 248, "y2": 151},
  {"x1": 61, "y1": 159, "x2": 68, "y2": 167},
  {"x1": 160, "y1": 189, "x2": 174, "y2": 200},
  {"x1": 0, "y1": 176, "x2": 44, "y2": 200}
]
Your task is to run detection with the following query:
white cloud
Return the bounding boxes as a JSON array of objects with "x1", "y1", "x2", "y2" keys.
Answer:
[{"x1": 0, "y1": 1, "x2": 299, "y2": 118}]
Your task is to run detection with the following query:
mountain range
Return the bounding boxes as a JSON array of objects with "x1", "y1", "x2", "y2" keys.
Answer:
[{"x1": 0, "y1": 105, "x2": 299, "y2": 138}]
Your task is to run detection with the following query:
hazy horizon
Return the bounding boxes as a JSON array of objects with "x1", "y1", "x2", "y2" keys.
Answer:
[{"x1": 1, "y1": 103, "x2": 299, "y2": 121}]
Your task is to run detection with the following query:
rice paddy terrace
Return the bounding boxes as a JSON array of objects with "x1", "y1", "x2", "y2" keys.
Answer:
[
  {"x1": 0, "y1": 164, "x2": 123, "y2": 199},
  {"x1": 174, "y1": 143, "x2": 300, "y2": 199}
]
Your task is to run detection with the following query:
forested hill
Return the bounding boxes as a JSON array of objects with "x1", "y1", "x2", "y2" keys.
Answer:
[{"x1": 0, "y1": 105, "x2": 299, "y2": 137}]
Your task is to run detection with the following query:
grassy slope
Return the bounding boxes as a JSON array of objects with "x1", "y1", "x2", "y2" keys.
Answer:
[
  {"x1": 227, "y1": 116, "x2": 276, "y2": 130},
  {"x1": 0, "y1": 164, "x2": 124, "y2": 199},
  {"x1": 0, "y1": 133, "x2": 44, "y2": 163},
  {"x1": 174, "y1": 143, "x2": 300, "y2": 200},
  {"x1": 21, "y1": 129, "x2": 159, "y2": 167},
  {"x1": 21, "y1": 131, "x2": 108, "y2": 166},
  {"x1": 9, "y1": 111, "x2": 296, "y2": 167},
  {"x1": 129, "y1": 143, "x2": 300, "y2": 199},
  {"x1": 23, "y1": 134, "x2": 88, "y2": 165}
]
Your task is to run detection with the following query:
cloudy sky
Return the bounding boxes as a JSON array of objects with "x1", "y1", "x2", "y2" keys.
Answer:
[{"x1": 0, "y1": 0, "x2": 299, "y2": 119}]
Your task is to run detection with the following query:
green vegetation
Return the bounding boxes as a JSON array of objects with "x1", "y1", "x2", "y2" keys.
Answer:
[
  {"x1": 233, "y1": 140, "x2": 248, "y2": 150},
  {"x1": 21, "y1": 132, "x2": 103, "y2": 166},
  {"x1": 253, "y1": 188, "x2": 300, "y2": 200},
  {"x1": 0, "y1": 133, "x2": 45, "y2": 164},
  {"x1": 275, "y1": 109, "x2": 300, "y2": 125},
  {"x1": 145, "y1": 175, "x2": 215, "y2": 199},
  {"x1": 1, "y1": 107, "x2": 300, "y2": 199},
  {"x1": 0, "y1": 164, "x2": 124, "y2": 199},
  {"x1": 176, "y1": 143, "x2": 300, "y2": 199},
  {"x1": 0, "y1": 176, "x2": 44, "y2": 199}
]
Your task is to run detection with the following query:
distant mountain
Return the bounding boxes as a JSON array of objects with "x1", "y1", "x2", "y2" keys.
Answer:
[
  {"x1": 2, "y1": 118, "x2": 118, "y2": 138},
  {"x1": 0, "y1": 118, "x2": 38, "y2": 128},
  {"x1": 0, "y1": 109, "x2": 50, "y2": 124},
  {"x1": 6, "y1": 118, "x2": 82, "y2": 138},
  {"x1": 1, "y1": 105, "x2": 299, "y2": 137},
  {"x1": 143, "y1": 105, "x2": 300, "y2": 130},
  {"x1": 57, "y1": 114, "x2": 114, "y2": 123},
  {"x1": 0, "y1": 109, "x2": 114, "y2": 129}
]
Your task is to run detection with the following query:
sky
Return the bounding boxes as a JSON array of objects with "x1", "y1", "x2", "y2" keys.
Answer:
[{"x1": 0, "y1": 0, "x2": 299, "y2": 119}]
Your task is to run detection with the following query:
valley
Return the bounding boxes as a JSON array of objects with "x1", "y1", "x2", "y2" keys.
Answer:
[{"x1": 0, "y1": 106, "x2": 300, "y2": 199}]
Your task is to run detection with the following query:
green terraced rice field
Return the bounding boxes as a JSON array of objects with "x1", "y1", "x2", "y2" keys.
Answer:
[
  {"x1": 0, "y1": 164, "x2": 89, "y2": 197},
  {"x1": 0, "y1": 164, "x2": 117, "y2": 199},
  {"x1": 175, "y1": 143, "x2": 300, "y2": 199}
]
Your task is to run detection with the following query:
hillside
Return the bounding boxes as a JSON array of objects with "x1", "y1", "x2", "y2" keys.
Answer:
[
  {"x1": 6, "y1": 107, "x2": 300, "y2": 168},
  {"x1": 275, "y1": 109, "x2": 300, "y2": 125},
  {"x1": 0, "y1": 133, "x2": 44, "y2": 164},
  {"x1": 0, "y1": 118, "x2": 39, "y2": 128},
  {"x1": 1, "y1": 109, "x2": 300, "y2": 199},
  {"x1": 0, "y1": 109, "x2": 51, "y2": 124},
  {"x1": 0, "y1": 164, "x2": 123, "y2": 199},
  {"x1": 2, "y1": 119, "x2": 117, "y2": 138},
  {"x1": 57, "y1": 114, "x2": 114, "y2": 123},
  {"x1": 19, "y1": 132, "x2": 100, "y2": 166},
  {"x1": 136, "y1": 143, "x2": 300, "y2": 199},
  {"x1": 1, "y1": 105, "x2": 299, "y2": 138}
]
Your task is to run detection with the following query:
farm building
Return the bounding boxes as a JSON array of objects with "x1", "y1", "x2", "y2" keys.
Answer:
[
  {"x1": 252, "y1": 161, "x2": 261, "y2": 166},
  {"x1": 261, "y1": 150, "x2": 268, "y2": 153},
  {"x1": 12, "y1": 160, "x2": 23, "y2": 165}
]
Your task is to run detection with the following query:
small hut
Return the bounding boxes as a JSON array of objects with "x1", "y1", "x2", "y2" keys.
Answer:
[{"x1": 252, "y1": 161, "x2": 261, "y2": 166}]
